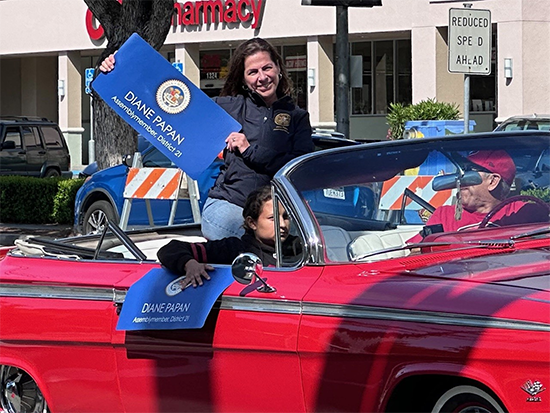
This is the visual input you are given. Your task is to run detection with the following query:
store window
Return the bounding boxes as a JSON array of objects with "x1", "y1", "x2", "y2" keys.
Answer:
[
  {"x1": 197, "y1": 44, "x2": 307, "y2": 107},
  {"x1": 470, "y1": 26, "x2": 497, "y2": 113},
  {"x1": 282, "y1": 45, "x2": 308, "y2": 109},
  {"x1": 199, "y1": 49, "x2": 231, "y2": 98},
  {"x1": 351, "y1": 39, "x2": 411, "y2": 115}
]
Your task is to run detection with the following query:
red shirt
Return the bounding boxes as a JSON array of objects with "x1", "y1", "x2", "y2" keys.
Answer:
[{"x1": 408, "y1": 201, "x2": 548, "y2": 243}]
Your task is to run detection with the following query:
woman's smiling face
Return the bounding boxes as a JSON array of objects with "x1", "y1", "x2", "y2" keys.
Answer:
[{"x1": 243, "y1": 51, "x2": 280, "y2": 107}]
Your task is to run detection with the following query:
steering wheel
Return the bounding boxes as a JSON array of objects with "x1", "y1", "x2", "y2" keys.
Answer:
[
  {"x1": 400, "y1": 188, "x2": 435, "y2": 224},
  {"x1": 479, "y1": 195, "x2": 550, "y2": 228}
]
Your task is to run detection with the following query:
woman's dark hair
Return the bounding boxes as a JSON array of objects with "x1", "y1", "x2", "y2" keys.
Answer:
[
  {"x1": 242, "y1": 186, "x2": 272, "y2": 234},
  {"x1": 220, "y1": 37, "x2": 293, "y2": 98}
]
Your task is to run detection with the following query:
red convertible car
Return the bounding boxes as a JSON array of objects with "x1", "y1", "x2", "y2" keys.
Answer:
[{"x1": 1, "y1": 131, "x2": 549, "y2": 413}]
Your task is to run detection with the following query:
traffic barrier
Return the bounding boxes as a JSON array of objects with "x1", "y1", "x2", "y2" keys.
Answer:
[
  {"x1": 123, "y1": 168, "x2": 182, "y2": 200},
  {"x1": 118, "y1": 152, "x2": 202, "y2": 231},
  {"x1": 380, "y1": 175, "x2": 455, "y2": 211}
]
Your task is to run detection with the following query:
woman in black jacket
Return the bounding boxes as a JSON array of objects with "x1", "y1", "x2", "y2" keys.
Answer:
[
  {"x1": 202, "y1": 37, "x2": 313, "y2": 240},
  {"x1": 99, "y1": 38, "x2": 313, "y2": 240},
  {"x1": 157, "y1": 186, "x2": 302, "y2": 287}
]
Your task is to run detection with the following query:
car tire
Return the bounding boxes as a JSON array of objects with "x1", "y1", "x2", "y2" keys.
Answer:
[
  {"x1": 83, "y1": 200, "x2": 117, "y2": 235},
  {"x1": 43, "y1": 168, "x2": 60, "y2": 178},
  {"x1": 1, "y1": 365, "x2": 49, "y2": 413},
  {"x1": 430, "y1": 385, "x2": 505, "y2": 413}
]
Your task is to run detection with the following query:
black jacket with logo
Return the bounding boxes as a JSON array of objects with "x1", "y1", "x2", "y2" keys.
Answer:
[
  {"x1": 157, "y1": 233, "x2": 302, "y2": 275},
  {"x1": 208, "y1": 93, "x2": 313, "y2": 208}
]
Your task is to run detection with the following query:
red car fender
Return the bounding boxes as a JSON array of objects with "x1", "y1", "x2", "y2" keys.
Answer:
[{"x1": 0, "y1": 348, "x2": 54, "y2": 410}]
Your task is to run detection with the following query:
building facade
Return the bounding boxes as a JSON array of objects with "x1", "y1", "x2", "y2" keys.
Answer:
[{"x1": 1, "y1": 0, "x2": 549, "y2": 169}]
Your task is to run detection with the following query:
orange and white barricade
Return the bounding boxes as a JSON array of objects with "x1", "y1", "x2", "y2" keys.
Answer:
[
  {"x1": 380, "y1": 175, "x2": 456, "y2": 223},
  {"x1": 120, "y1": 166, "x2": 200, "y2": 230},
  {"x1": 123, "y1": 168, "x2": 182, "y2": 200}
]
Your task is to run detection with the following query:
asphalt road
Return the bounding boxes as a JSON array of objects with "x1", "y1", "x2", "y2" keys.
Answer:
[{"x1": 0, "y1": 223, "x2": 73, "y2": 246}]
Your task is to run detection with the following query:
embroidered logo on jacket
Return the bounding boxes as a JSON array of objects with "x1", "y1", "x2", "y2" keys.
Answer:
[{"x1": 274, "y1": 113, "x2": 291, "y2": 132}]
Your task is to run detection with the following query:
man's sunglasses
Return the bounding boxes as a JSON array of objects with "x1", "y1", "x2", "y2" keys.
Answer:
[{"x1": 464, "y1": 164, "x2": 492, "y2": 174}]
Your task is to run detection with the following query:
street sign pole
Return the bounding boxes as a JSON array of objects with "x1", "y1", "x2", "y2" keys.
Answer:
[
  {"x1": 89, "y1": 97, "x2": 95, "y2": 163},
  {"x1": 448, "y1": 5, "x2": 491, "y2": 134},
  {"x1": 464, "y1": 74, "x2": 470, "y2": 134}
]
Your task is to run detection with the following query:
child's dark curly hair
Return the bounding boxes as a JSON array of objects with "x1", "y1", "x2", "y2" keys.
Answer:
[{"x1": 242, "y1": 186, "x2": 272, "y2": 234}]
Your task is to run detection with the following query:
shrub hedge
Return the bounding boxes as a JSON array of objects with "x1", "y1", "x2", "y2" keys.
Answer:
[
  {"x1": 386, "y1": 98, "x2": 461, "y2": 140},
  {"x1": 521, "y1": 187, "x2": 550, "y2": 203},
  {"x1": 0, "y1": 176, "x2": 84, "y2": 224}
]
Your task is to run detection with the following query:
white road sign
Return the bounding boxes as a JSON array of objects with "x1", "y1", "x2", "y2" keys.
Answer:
[{"x1": 448, "y1": 8, "x2": 491, "y2": 75}]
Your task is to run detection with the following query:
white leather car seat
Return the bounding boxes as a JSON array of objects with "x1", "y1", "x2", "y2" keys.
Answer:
[{"x1": 347, "y1": 226, "x2": 423, "y2": 261}]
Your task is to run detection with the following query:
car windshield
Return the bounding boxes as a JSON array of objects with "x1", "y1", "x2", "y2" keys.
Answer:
[{"x1": 281, "y1": 132, "x2": 550, "y2": 262}]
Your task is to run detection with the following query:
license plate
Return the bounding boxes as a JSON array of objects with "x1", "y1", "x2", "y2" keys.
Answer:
[{"x1": 323, "y1": 187, "x2": 345, "y2": 200}]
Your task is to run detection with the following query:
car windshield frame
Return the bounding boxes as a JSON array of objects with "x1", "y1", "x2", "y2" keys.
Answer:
[{"x1": 273, "y1": 131, "x2": 550, "y2": 264}]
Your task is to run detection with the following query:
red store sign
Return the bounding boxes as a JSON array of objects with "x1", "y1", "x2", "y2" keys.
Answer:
[{"x1": 87, "y1": 0, "x2": 264, "y2": 41}]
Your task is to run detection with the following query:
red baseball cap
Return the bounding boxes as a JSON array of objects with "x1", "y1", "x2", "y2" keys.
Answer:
[{"x1": 467, "y1": 150, "x2": 516, "y2": 186}]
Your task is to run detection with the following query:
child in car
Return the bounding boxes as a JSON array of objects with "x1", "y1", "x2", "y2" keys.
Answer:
[{"x1": 157, "y1": 186, "x2": 302, "y2": 287}]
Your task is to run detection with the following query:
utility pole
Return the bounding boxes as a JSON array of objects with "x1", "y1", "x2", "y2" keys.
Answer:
[
  {"x1": 301, "y1": 0, "x2": 382, "y2": 138},
  {"x1": 335, "y1": 6, "x2": 350, "y2": 137}
]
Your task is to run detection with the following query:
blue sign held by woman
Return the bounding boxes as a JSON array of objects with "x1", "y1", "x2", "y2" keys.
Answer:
[{"x1": 92, "y1": 33, "x2": 241, "y2": 180}]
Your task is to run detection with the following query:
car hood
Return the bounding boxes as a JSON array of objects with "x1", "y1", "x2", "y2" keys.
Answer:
[
  {"x1": 406, "y1": 248, "x2": 550, "y2": 292},
  {"x1": 342, "y1": 246, "x2": 550, "y2": 326}
]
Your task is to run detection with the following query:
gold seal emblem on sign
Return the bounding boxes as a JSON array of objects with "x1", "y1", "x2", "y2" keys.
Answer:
[{"x1": 156, "y1": 79, "x2": 191, "y2": 114}]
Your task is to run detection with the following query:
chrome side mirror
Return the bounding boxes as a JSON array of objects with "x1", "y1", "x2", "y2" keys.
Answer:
[{"x1": 231, "y1": 253, "x2": 276, "y2": 293}]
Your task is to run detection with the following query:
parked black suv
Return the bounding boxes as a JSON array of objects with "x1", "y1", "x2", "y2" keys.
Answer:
[{"x1": 0, "y1": 116, "x2": 71, "y2": 178}]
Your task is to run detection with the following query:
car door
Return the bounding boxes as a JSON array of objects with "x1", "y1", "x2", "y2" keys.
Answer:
[
  {"x1": 22, "y1": 125, "x2": 46, "y2": 176},
  {"x1": 112, "y1": 199, "x2": 322, "y2": 412},
  {"x1": 0, "y1": 126, "x2": 27, "y2": 175},
  {"x1": 112, "y1": 265, "x2": 323, "y2": 413},
  {"x1": 41, "y1": 125, "x2": 70, "y2": 171}
]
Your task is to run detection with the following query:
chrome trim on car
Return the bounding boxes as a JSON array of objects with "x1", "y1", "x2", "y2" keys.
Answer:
[
  {"x1": 302, "y1": 302, "x2": 550, "y2": 332},
  {"x1": 0, "y1": 283, "x2": 126, "y2": 302},
  {"x1": 220, "y1": 296, "x2": 302, "y2": 315},
  {"x1": 220, "y1": 296, "x2": 550, "y2": 332},
  {"x1": 272, "y1": 179, "x2": 325, "y2": 264},
  {"x1": 2, "y1": 284, "x2": 548, "y2": 332}
]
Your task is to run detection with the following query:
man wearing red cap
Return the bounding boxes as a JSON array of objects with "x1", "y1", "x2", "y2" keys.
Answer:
[{"x1": 408, "y1": 149, "x2": 545, "y2": 243}]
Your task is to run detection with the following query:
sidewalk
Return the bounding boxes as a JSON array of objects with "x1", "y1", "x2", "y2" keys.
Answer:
[{"x1": 0, "y1": 223, "x2": 73, "y2": 246}]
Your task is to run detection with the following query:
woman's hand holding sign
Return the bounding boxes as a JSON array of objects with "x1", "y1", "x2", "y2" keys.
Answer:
[
  {"x1": 99, "y1": 53, "x2": 116, "y2": 72},
  {"x1": 226, "y1": 132, "x2": 250, "y2": 153}
]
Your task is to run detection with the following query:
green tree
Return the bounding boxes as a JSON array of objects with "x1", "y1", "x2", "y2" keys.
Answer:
[{"x1": 84, "y1": 0, "x2": 175, "y2": 170}]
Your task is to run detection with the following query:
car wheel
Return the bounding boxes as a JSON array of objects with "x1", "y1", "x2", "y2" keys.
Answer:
[
  {"x1": 1, "y1": 365, "x2": 49, "y2": 413},
  {"x1": 83, "y1": 200, "x2": 117, "y2": 234},
  {"x1": 43, "y1": 168, "x2": 60, "y2": 178},
  {"x1": 431, "y1": 385, "x2": 505, "y2": 413}
]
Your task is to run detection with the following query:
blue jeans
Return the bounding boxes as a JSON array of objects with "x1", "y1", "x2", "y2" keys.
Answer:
[{"x1": 201, "y1": 197, "x2": 245, "y2": 240}]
